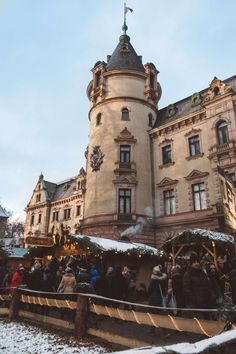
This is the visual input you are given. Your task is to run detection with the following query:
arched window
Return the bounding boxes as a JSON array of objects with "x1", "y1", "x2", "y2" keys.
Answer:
[
  {"x1": 121, "y1": 108, "x2": 129, "y2": 121},
  {"x1": 148, "y1": 113, "x2": 153, "y2": 127},
  {"x1": 96, "y1": 113, "x2": 102, "y2": 126},
  {"x1": 217, "y1": 120, "x2": 229, "y2": 145}
]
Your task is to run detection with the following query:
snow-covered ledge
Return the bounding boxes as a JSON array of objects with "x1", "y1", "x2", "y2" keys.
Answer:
[{"x1": 111, "y1": 329, "x2": 236, "y2": 354}]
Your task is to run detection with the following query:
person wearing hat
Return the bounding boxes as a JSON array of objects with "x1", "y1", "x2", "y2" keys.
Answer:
[
  {"x1": 148, "y1": 265, "x2": 167, "y2": 308},
  {"x1": 183, "y1": 252, "x2": 213, "y2": 318},
  {"x1": 9, "y1": 266, "x2": 25, "y2": 294}
]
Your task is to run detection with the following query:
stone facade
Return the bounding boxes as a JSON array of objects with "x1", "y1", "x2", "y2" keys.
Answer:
[{"x1": 24, "y1": 31, "x2": 236, "y2": 248}]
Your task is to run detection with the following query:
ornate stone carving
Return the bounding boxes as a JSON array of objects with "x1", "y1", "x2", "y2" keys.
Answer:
[
  {"x1": 204, "y1": 77, "x2": 231, "y2": 102},
  {"x1": 114, "y1": 127, "x2": 137, "y2": 143},
  {"x1": 185, "y1": 169, "x2": 209, "y2": 181},
  {"x1": 90, "y1": 145, "x2": 104, "y2": 172},
  {"x1": 166, "y1": 104, "x2": 178, "y2": 117},
  {"x1": 157, "y1": 177, "x2": 178, "y2": 188},
  {"x1": 191, "y1": 92, "x2": 202, "y2": 106}
]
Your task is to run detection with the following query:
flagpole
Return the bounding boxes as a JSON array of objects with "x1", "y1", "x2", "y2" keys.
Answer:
[{"x1": 123, "y1": 3, "x2": 127, "y2": 35}]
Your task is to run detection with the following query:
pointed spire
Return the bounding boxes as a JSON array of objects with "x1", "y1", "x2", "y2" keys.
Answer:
[{"x1": 39, "y1": 172, "x2": 44, "y2": 181}]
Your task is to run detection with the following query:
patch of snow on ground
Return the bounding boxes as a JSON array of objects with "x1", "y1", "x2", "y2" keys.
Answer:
[{"x1": 0, "y1": 319, "x2": 107, "y2": 354}]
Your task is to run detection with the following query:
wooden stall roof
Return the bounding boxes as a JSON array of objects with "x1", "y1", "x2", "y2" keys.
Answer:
[
  {"x1": 71, "y1": 234, "x2": 162, "y2": 256},
  {"x1": 163, "y1": 228, "x2": 235, "y2": 252}
]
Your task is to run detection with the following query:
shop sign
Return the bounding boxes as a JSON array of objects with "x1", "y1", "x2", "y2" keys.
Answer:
[{"x1": 25, "y1": 236, "x2": 54, "y2": 247}]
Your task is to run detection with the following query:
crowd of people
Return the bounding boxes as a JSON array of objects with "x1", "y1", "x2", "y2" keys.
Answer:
[{"x1": 0, "y1": 251, "x2": 236, "y2": 320}]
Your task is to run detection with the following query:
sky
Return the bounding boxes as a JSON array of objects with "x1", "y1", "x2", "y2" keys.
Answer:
[{"x1": 0, "y1": 0, "x2": 236, "y2": 220}]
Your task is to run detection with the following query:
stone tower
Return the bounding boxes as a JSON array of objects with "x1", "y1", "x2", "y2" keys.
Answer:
[{"x1": 82, "y1": 24, "x2": 161, "y2": 243}]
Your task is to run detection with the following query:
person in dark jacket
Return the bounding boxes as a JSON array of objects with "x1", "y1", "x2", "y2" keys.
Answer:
[
  {"x1": 29, "y1": 263, "x2": 44, "y2": 291},
  {"x1": 229, "y1": 257, "x2": 236, "y2": 305},
  {"x1": 183, "y1": 253, "x2": 212, "y2": 319},
  {"x1": 106, "y1": 266, "x2": 126, "y2": 300},
  {"x1": 207, "y1": 263, "x2": 222, "y2": 307}
]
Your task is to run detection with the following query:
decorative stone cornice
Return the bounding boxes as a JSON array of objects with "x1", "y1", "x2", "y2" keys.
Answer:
[
  {"x1": 157, "y1": 177, "x2": 179, "y2": 188},
  {"x1": 184, "y1": 128, "x2": 202, "y2": 137},
  {"x1": 185, "y1": 169, "x2": 209, "y2": 181},
  {"x1": 114, "y1": 127, "x2": 137, "y2": 143}
]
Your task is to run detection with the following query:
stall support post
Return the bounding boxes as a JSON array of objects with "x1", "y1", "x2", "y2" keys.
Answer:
[
  {"x1": 75, "y1": 294, "x2": 89, "y2": 338},
  {"x1": 8, "y1": 288, "x2": 21, "y2": 320}
]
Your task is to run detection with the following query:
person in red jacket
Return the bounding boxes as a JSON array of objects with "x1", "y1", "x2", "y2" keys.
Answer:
[{"x1": 9, "y1": 266, "x2": 25, "y2": 294}]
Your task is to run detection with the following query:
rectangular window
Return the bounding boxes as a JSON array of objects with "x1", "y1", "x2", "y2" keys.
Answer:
[
  {"x1": 192, "y1": 183, "x2": 207, "y2": 210},
  {"x1": 76, "y1": 205, "x2": 81, "y2": 216},
  {"x1": 189, "y1": 135, "x2": 200, "y2": 156},
  {"x1": 38, "y1": 214, "x2": 42, "y2": 224},
  {"x1": 164, "y1": 189, "x2": 175, "y2": 215},
  {"x1": 64, "y1": 208, "x2": 71, "y2": 220},
  {"x1": 162, "y1": 145, "x2": 172, "y2": 164},
  {"x1": 30, "y1": 214, "x2": 34, "y2": 226},
  {"x1": 120, "y1": 145, "x2": 131, "y2": 163},
  {"x1": 52, "y1": 211, "x2": 59, "y2": 221},
  {"x1": 95, "y1": 71, "x2": 101, "y2": 87},
  {"x1": 36, "y1": 194, "x2": 41, "y2": 203},
  {"x1": 119, "y1": 189, "x2": 131, "y2": 214}
]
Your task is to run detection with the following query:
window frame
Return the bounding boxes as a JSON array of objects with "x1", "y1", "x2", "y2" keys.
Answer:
[
  {"x1": 118, "y1": 188, "x2": 131, "y2": 214},
  {"x1": 162, "y1": 144, "x2": 172, "y2": 165},
  {"x1": 120, "y1": 145, "x2": 131, "y2": 163},
  {"x1": 121, "y1": 108, "x2": 129, "y2": 121},
  {"x1": 64, "y1": 208, "x2": 71, "y2": 220},
  {"x1": 192, "y1": 182, "x2": 207, "y2": 211},
  {"x1": 217, "y1": 120, "x2": 229, "y2": 145},
  {"x1": 189, "y1": 135, "x2": 201, "y2": 157},
  {"x1": 163, "y1": 189, "x2": 175, "y2": 215}
]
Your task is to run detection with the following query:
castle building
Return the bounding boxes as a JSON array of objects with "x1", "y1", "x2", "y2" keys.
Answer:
[{"x1": 24, "y1": 23, "x2": 236, "y2": 249}]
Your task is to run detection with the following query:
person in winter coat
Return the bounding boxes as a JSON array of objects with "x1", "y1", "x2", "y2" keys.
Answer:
[
  {"x1": 57, "y1": 267, "x2": 76, "y2": 293},
  {"x1": 183, "y1": 252, "x2": 213, "y2": 319},
  {"x1": 106, "y1": 266, "x2": 126, "y2": 300},
  {"x1": 207, "y1": 263, "x2": 222, "y2": 307},
  {"x1": 148, "y1": 265, "x2": 167, "y2": 309},
  {"x1": 90, "y1": 265, "x2": 100, "y2": 287},
  {"x1": 29, "y1": 263, "x2": 44, "y2": 291},
  {"x1": 9, "y1": 266, "x2": 25, "y2": 294},
  {"x1": 229, "y1": 257, "x2": 236, "y2": 305}
]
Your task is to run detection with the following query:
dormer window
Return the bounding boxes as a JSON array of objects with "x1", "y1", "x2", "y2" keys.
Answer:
[
  {"x1": 95, "y1": 71, "x2": 101, "y2": 87},
  {"x1": 36, "y1": 194, "x2": 41, "y2": 203},
  {"x1": 213, "y1": 86, "x2": 220, "y2": 96},
  {"x1": 96, "y1": 113, "x2": 102, "y2": 126},
  {"x1": 121, "y1": 108, "x2": 129, "y2": 121}
]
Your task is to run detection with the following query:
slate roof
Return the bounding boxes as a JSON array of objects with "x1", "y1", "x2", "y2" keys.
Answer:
[
  {"x1": 0, "y1": 205, "x2": 9, "y2": 218},
  {"x1": 42, "y1": 176, "x2": 78, "y2": 202},
  {"x1": 106, "y1": 35, "x2": 144, "y2": 72},
  {"x1": 154, "y1": 74, "x2": 236, "y2": 128}
]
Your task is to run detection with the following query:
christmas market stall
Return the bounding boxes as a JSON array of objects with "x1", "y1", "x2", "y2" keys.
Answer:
[
  {"x1": 67, "y1": 234, "x2": 164, "y2": 286},
  {"x1": 163, "y1": 228, "x2": 235, "y2": 270},
  {"x1": 3, "y1": 247, "x2": 31, "y2": 269}
]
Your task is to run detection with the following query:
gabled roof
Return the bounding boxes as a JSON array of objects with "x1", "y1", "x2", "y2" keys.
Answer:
[{"x1": 106, "y1": 34, "x2": 144, "y2": 73}]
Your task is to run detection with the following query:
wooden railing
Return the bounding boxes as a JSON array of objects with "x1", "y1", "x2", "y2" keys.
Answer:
[{"x1": 0, "y1": 288, "x2": 235, "y2": 348}]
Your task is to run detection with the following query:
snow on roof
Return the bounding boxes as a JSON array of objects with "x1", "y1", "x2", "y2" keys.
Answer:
[
  {"x1": 73, "y1": 234, "x2": 161, "y2": 255},
  {"x1": 164, "y1": 228, "x2": 234, "y2": 251},
  {"x1": 4, "y1": 247, "x2": 30, "y2": 258},
  {"x1": 112, "y1": 329, "x2": 236, "y2": 354}
]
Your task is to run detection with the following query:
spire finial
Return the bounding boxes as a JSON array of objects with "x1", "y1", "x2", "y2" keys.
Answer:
[{"x1": 122, "y1": 3, "x2": 133, "y2": 35}]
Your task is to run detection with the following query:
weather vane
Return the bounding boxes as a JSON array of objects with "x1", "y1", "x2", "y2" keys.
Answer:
[{"x1": 123, "y1": 3, "x2": 133, "y2": 35}]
